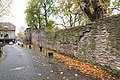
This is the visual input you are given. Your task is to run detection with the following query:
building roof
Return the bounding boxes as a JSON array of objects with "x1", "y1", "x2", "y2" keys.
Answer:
[{"x1": 0, "y1": 22, "x2": 16, "y2": 31}]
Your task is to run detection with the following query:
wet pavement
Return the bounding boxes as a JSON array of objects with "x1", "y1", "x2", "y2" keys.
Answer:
[{"x1": 0, "y1": 45, "x2": 99, "y2": 80}]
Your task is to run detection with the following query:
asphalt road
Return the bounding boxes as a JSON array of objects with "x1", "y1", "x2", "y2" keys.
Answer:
[{"x1": 0, "y1": 45, "x2": 99, "y2": 80}]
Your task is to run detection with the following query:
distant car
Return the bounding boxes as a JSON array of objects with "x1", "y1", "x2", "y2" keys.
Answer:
[
  {"x1": 16, "y1": 41, "x2": 23, "y2": 44},
  {"x1": 9, "y1": 41, "x2": 13, "y2": 45}
]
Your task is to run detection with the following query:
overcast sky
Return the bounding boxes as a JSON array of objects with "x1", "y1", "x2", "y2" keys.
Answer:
[{"x1": 10, "y1": 0, "x2": 29, "y2": 34}]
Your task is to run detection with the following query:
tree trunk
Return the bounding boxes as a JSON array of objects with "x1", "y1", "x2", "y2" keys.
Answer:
[
  {"x1": 83, "y1": 0, "x2": 105, "y2": 21},
  {"x1": 43, "y1": 3, "x2": 48, "y2": 27}
]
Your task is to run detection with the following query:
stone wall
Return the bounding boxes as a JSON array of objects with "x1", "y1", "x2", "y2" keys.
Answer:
[
  {"x1": 24, "y1": 28, "x2": 36, "y2": 44},
  {"x1": 31, "y1": 15, "x2": 120, "y2": 71}
]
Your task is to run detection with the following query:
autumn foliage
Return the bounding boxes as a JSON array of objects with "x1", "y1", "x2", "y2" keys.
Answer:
[{"x1": 53, "y1": 52, "x2": 119, "y2": 80}]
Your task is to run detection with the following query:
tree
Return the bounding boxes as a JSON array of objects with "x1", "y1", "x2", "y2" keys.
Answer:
[
  {"x1": 0, "y1": 0, "x2": 13, "y2": 19},
  {"x1": 25, "y1": 0, "x2": 41, "y2": 29},
  {"x1": 17, "y1": 32, "x2": 25, "y2": 41},
  {"x1": 25, "y1": 0, "x2": 55, "y2": 29},
  {"x1": 26, "y1": 0, "x2": 119, "y2": 30},
  {"x1": 53, "y1": 0, "x2": 110, "y2": 28},
  {"x1": 53, "y1": 0, "x2": 81, "y2": 28},
  {"x1": 68, "y1": 0, "x2": 110, "y2": 22}
]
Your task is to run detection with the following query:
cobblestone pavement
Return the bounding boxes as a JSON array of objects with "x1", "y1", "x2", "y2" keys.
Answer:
[{"x1": 0, "y1": 45, "x2": 99, "y2": 80}]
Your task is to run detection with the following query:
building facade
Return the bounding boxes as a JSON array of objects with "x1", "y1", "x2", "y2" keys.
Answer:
[{"x1": 0, "y1": 22, "x2": 16, "y2": 43}]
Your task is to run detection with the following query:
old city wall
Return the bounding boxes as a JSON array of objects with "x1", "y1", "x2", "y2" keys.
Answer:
[{"x1": 32, "y1": 15, "x2": 120, "y2": 71}]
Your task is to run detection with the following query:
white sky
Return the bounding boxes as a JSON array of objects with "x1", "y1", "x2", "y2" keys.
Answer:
[
  {"x1": 10, "y1": 0, "x2": 29, "y2": 34},
  {"x1": 111, "y1": 0, "x2": 120, "y2": 15}
]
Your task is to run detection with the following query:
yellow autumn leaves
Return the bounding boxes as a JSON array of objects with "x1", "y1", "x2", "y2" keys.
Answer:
[{"x1": 53, "y1": 52, "x2": 119, "y2": 80}]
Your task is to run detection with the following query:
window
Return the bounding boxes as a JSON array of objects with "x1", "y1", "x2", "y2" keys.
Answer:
[
  {"x1": 0, "y1": 34, "x2": 3, "y2": 37},
  {"x1": 4, "y1": 34, "x2": 8, "y2": 37}
]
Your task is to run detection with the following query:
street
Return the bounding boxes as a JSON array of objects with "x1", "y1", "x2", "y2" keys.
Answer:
[{"x1": 0, "y1": 45, "x2": 99, "y2": 80}]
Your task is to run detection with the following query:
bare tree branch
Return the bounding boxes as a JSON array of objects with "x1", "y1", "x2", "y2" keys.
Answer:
[{"x1": 0, "y1": 0, "x2": 12, "y2": 19}]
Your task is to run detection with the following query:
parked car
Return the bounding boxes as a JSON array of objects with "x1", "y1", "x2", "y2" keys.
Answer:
[{"x1": 9, "y1": 41, "x2": 13, "y2": 45}]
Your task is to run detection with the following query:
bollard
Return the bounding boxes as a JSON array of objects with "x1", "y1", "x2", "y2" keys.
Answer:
[
  {"x1": 48, "y1": 52, "x2": 53, "y2": 58},
  {"x1": 39, "y1": 47, "x2": 42, "y2": 52},
  {"x1": 0, "y1": 47, "x2": 2, "y2": 53},
  {"x1": 0, "y1": 47, "x2": 2, "y2": 57},
  {"x1": 29, "y1": 45, "x2": 31, "y2": 49},
  {"x1": 21, "y1": 44, "x2": 23, "y2": 47},
  {"x1": 0, "y1": 53, "x2": 1, "y2": 57}
]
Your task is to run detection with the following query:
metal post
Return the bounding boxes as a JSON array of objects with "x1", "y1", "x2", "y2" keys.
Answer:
[
  {"x1": 3, "y1": 29, "x2": 4, "y2": 44},
  {"x1": 0, "y1": 47, "x2": 2, "y2": 57},
  {"x1": 30, "y1": 28, "x2": 32, "y2": 44}
]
